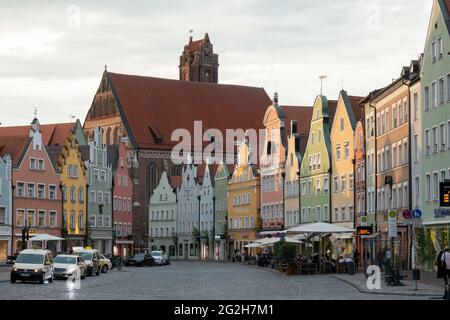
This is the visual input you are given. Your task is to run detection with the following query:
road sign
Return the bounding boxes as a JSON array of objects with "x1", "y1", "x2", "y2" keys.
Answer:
[
  {"x1": 361, "y1": 216, "x2": 368, "y2": 226},
  {"x1": 402, "y1": 209, "x2": 412, "y2": 220},
  {"x1": 388, "y1": 210, "x2": 397, "y2": 238},
  {"x1": 412, "y1": 208, "x2": 422, "y2": 219},
  {"x1": 440, "y1": 181, "x2": 450, "y2": 207}
]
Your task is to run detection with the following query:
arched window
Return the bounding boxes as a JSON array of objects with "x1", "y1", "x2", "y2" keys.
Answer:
[
  {"x1": 106, "y1": 127, "x2": 111, "y2": 145},
  {"x1": 146, "y1": 163, "x2": 158, "y2": 200},
  {"x1": 113, "y1": 126, "x2": 119, "y2": 144},
  {"x1": 267, "y1": 141, "x2": 272, "y2": 155}
]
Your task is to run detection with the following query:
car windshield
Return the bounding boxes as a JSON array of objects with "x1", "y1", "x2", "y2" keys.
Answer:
[
  {"x1": 54, "y1": 256, "x2": 77, "y2": 264},
  {"x1": 73, "y1": 252, "x2": 92, "y2": 261},
  {"x1": 16, "y1": 253, "x2": 44, "y2": 264},
  {"x1": 134, "y1": 253, "x2": 146, "y2": 259},
  {"x1": 151, "y1": 252, "x2": 162, "y2": 256}
]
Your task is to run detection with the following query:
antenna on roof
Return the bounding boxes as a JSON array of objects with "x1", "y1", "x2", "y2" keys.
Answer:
[
  {"x1": 104, "y1": 64, "x2": 107, "y2": 71},
  {"x1": 319, "y1": 75, "x2": 328, "y2": 95},
  {"x1": 33, "y1": 107, "x2": 38, "y2": 118},
  {"x1": 189, "y1": 29, "x2": 194, "y2": 41},
  {"x1": 69, "y1": 115, "x2": 76, "y2": 123}
]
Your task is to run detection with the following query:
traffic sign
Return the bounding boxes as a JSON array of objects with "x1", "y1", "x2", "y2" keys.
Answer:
[
  {"x1": 412, "y1": 208, "x2": 422, "y2": 219},
  {"x1": 402, "y1": 209, "x2": 412, "y2": 220},
  {"x1": 388, "y1": 210, "x2": 397, "y2": 238},
  {"x1": 361, "y1": 216, "x2": 368, "y2": 226}
]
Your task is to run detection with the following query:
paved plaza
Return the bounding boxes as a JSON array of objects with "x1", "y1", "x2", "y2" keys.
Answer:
[{"x1": 0, "y1": 261, "x2": 443, "y2": 300}]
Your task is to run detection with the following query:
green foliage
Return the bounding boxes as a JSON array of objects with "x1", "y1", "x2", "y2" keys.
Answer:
[
  {"x1": 416, "y1": 227, "x2": 427, "y2": 267},
  {"x1": 426, "y1": 229, "x2": 436, "y2": 270},
  {"x1": 273, "y1": 240, "x2": 297, "y2": 264}
]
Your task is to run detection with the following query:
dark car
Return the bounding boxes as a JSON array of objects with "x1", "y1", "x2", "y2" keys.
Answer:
[{"x1": 126, "y1": 253, "x2": 154, "y2": 267}]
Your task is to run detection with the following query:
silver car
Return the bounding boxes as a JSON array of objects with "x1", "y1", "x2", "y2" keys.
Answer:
[
  {"x1": 150, "y1": 251, "x2": 169, "y2": 266},
  {"x1": 53, "y1": 255, "x2": 87, "y2": 279}
]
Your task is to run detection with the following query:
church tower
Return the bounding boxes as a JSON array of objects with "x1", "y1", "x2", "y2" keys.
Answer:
[{"x1": 179, "y1": 33, "x2": 219, "y2": 83}]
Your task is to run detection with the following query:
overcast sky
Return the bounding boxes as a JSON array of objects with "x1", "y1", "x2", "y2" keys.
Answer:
[{"x1": 0, "y1": 0, "x2": 431, "y2": 126}]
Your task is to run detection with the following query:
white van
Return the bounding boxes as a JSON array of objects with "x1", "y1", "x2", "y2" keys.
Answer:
[
  {"x1": 10, "y1": 249, "x2": 54, "y2": 284},
  {"x1": 72, "y1": 247, "x2": 101, "y2": 276}
]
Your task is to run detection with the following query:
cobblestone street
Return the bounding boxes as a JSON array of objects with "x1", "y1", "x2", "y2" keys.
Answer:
[{"x1": 0, "y1": 261, "x2": 440, "y2": 300}]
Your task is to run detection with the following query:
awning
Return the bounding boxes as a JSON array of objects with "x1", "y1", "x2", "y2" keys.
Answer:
[{"x1": 29, "y1": 234, "x2": 65, "y2": 241}]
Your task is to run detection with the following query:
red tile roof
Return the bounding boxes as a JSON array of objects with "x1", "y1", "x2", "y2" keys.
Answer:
[
  {"x1": 107, "y1": 72, "x2": 272, "y2": 150},
  {"x1": 0, "y1": 122, "x2": 76, "y2": 146},
  {"x1": 446, "y1": 0, "x2": 450, "y2": 16},
  {"x1": 282, "y1": 106, "x2": 313, "y2": 136},
  {"x1": 0, "y1": 136, "x2": 31, "y2": 166},
  {"x1": 348, "y1": 95, "x2": 365, "y2": 123}
]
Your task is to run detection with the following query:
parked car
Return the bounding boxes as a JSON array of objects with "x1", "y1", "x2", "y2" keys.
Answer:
[
  {"x1": 72, "y1": 247, "x2": 101, "y2": 276},
  {"x1": 53, "y1": 255, "x2": 87, "y2": 280},
  {"x1": 151, "y1": 251, "x2": 169, "y2": 266},
  {"x1": 126, "y1": 253, "x2": 154, "y2": 267},
  {"x1": 10, "y1": 249, "x2": 54, "y2": 284},
  {"x1": 99, "y1": 254, "x2": 112, "y2": 273}
]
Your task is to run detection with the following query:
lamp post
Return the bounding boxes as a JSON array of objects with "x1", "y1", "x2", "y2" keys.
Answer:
[
  {"x1": 281, "y1": 172, "x2": 286, "y2": 230},
  {"x1": 197, "y1": 195, "x2": 201, "y2": 260},
  {"x1": 212, "y1": 196, "x2": 216, "y2": 261}
]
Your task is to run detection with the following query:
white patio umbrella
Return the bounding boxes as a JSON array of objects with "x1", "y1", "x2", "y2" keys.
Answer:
[
  {"x1": 285, "y1": 222, "x2": 355, "y2": 234},
  {"x1": 260, "y1": 237, "x2": 303, "y2": 247},
  {"x1": 243, "y1": 242, "x2": 264, "y2": 248},
  {"x1": 28, "y1": 234, "x2": 65, "y2": 252}
]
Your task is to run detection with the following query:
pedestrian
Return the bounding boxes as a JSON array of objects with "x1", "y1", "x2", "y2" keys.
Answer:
[
  {"x1": 441, "y1": 247, "x2": 450, "y2": 299},
  {"x1": 436, "y1": 250, "x2": 444, "y2": 279},
  {"x1": 385, "y1": 247, "x2": 392, "y2": 275},
  {"x1": 377, "y1": 250, "x2": 384, "y2": 272},
  {"x1": 353, "y1": 249, "x2": 360, "y2": 272}
]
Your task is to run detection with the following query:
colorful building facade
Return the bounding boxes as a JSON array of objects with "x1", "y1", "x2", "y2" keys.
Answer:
[
  {"x1": 284, "y1": 125, "x2": 301, "y2": 229},
  {"x1": 213, "y1": 162, "x2": 231, "y2": 261},
  {"x1": 0, "y1": 155, "x2": 12, "y2": 261},
  {"x1": 149, "y1": 171, "x2": 177, "y2": 258},
  {"x1": 228, "y1": 140, "x2": 261, "y2": 259}
]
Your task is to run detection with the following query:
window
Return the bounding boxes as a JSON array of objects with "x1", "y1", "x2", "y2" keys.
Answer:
[
  {"x1": 16, "y1": 209, "x2": 24, "y2": 226},
  {"x1": 448, "y1": 75, "x2": 450, "y2": 101},
  {"x1": 0, "y1": 208, "x2": 5, "y2": 225},
  {"x1": 349, "y1": 174, "x2": 354, "y2": 191},
  {"x1": 49, "y1": 185, "x2": 56, "y2": 200},
  {"x1": 317, "y1": 206, "x2": 321, "y2": 222},
  {"x1": 105, "y1": 216, "x2": 110, "y2": 228},
  {"x1": 413, "y1": 93, "x2": 418, "y2": 120},
  {"x1": 38, "y1": 211, "x2": 45, "y2": 227},
  {"x1": 62, "y1": 186, "x2": 67, "y2": 202},
  {"x1": 438, "y1": 37, "x2": 443, "y2": 60},
  {"x1": 349, "y1": 207, "x2": 354, "y2": 222},
  {"x1": 403, "y1": 140, "x2": 408, "y2": 163},
  {"x1": 392, "y1": 105, "x2": 397, "y2": 128},
  {"x1": 323, "y1": 205, "x2": 328, "y2": 222},
  {"x1": 73, "y1": 165, "x2": 78, "y2": 178},
  {"x1": 104, "y1": 192, "x2": 110, "y2": 204},
  {"x1": 311, "y1": 132, "x2": 315, "y2": 145},
  {"x1": 336, "y1": 145, "x2": 341, "y2": 161},
  {"x1": 344, "y1": 142, "x2": 349, "y2": 159},
  {"x1": 341, "y1": 176, "x2": 346, "y2": 192},
  {"x1": 426, "y1": 174, "x2": 431, "y2": 201},
  {"x1": 413, "y1": 135, "x2": 418, "y2": 162},
  {"x1": 448, "y1": 121, "x2": 450, "y2": 150},
  {"x1": 37, "y1": 184, "x2": 45, "y2": 199},
  {"x1": 38, "y1": 159, "x2": 44, "y2": 171},
  {"x1": 98, "y1": 215, "x2": 104, "y2": 227},
  {"x1": 27, "y1": 210, "x2": 35, "y2": 227},
  {"x1": 334, "y1": 207, "x2": 338, "y2": 222},
  {"x1": 97, "y1": 191, "x2": 103, "y2": 203},
  {"x1": 439, "y1": 78, "x2": 445, "y2": 105},
  {"x1": 334, "y1": 177, "x2": 339, "y2": 193},
  {"x1": 432, "y1": 82, "x2": 437, "y2": 108},
  {"x1": 414, "y1": 177, "x2": 420, "y2": 207},
  {"x1": 341, "y1": 207, "x2": 346, "y2": 221},
  {"x1": 30, "y1": 158, "x2": 36, "y2": 170},
  {"x1": 27, "y1": 183, "x2": 35, "y2": 198},
  {"x1": 424, "y1": 86, "x2": 430, "y2": 111},
  {"x1": 90, "y1": 190, "x2": 96, "y2": 203},
  {"x1": 70, "y1": 213, "x2": 75, "y2": 230},
  {"x1": 90, "y1": 216, "x2": 96, "y2": 227},
  {"x1": 93, "y1": 169, "x2": 99, "y2": 181},
  {"x1": 68, "y1": 164, "x2": 73, "y2": 177},
  {"x1": 78, "y1": 187, "x2": 83, "y2": 202},
  {"x1": 441, "y1": 170, "x2": 447, "y2": 183},
  {"x1": 425, "y1": 129, "x2": 431, "y2": 155},
  {"x1": 440, "y1": 123, "x2": 446, "y2": 150},
  {"x1": 397, "y1": 145, "x2": 402, "y2": 166},
  {"x1": 316, "y1": 178, "x2": 321, "y2": 195},
  {"x1": 433, "y1": 172, "x2": 439, "y2": 201},
  {"x1": 392, "y1": 188, "x2": 397, "y2": 209},
  {"x1": 16, "y1": 182, "x2": 25, "y2": 197},
  {"x1": 100, "y1": 170, "x2": 106, "y2": 182},
  {"x1": 324, "y1": 177, "x2": 329, "y2": 194},
  {"x1": 403, "y1": 183, "x2": 408, "y2": 208},
  {"x1": 432, "y1": 41, "x2": 437, "y2": 63},
  {"x1": 403, "y1": 99, "x2": 408, "y2": 123},
  {"x1": 123, "y1": 176, "x2": 128, "y2": 187},
  {"x1": 49, "y1": 211, "x2": 57, "y2": 227},
  {"x1": 70, "y1": 186, "x2": 75, "y2": 202},
  {"x1": 318, "y1": 129, "x2": 322, "y2": 143},
  {"x1": 433, "y1": 126, "x2": 438, "y2": 153},
  {"x1": 392, "y1": 144, "x2": 397, "y2": 167},
  {"x1": 340, "y1": 118, "x2": 345, "y2": 131}
]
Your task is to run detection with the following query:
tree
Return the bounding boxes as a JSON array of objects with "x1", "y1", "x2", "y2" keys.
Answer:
[{"x1": 273, "y1": 240, "x2": 297, "y2": 265}]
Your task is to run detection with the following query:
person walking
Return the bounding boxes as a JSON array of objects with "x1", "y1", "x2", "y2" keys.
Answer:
[
  {"x1": 436, "y1": 250, "x2": 445, "y2": 279},
  {"x1": 353, "y1": 249, "x2": 360, "y2": 272},
  {"x1": 441, "y1": 247, "x2": 450, "y2": 299}
]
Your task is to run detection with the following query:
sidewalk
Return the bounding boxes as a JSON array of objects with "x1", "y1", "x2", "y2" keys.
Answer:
[
  {"x1": 0, "y1": 266, "x2": 10, "y2": 283},
  {"x1": 333, "y1": 270, "x2": 444, "y2": 298}
]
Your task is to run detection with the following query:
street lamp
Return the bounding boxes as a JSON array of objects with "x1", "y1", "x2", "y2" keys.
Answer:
[{"x1": 197, "y1": 195, "x2": 201, "y2": 260}]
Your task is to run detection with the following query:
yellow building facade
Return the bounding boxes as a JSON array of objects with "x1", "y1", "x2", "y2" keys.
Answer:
[
  {"x1": 56, "y1": 133, "x2": 88, "y2": 249},
  {"x1": 330, "y1": 90, "x2": 362, "y2": 258},
  {"x1": 227, "y1": 141, "x2": 261, "y2": 259}
]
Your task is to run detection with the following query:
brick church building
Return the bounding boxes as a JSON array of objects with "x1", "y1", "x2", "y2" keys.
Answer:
[{"x1": 83, "y1": 34, "x2": 271, "y2": 252}]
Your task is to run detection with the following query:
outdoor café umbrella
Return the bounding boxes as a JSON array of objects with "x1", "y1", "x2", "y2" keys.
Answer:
[
  {"x1": 28, "y1": 234, "x2": 65, "y2": 251},
  {"x1": 258, "y1": 237, "x2": 303, "y2": 247}
]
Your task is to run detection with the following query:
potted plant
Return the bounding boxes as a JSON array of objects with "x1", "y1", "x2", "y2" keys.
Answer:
[{"x1": 274, "y1": 241, "x2": 297, "y2": 275}]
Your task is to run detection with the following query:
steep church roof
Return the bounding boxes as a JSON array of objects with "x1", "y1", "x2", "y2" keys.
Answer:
[{"x1": 104, "y1": 72, "x2": 272, "y2": 150}]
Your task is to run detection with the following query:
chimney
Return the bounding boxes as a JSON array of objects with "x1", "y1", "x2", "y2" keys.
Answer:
[{"x1": 291, "y1": 120, "x2": 297, "y2": 135}]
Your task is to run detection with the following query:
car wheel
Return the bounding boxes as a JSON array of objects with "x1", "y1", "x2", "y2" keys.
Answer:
[
  {"x1": 39, "y1": 275, "x2": 44, "y2": 284},
  {"x1": 96, "y1": 269, "x2": 100, "y2": 276},
  {"x1": 102, "y1": 265, "x2": 108, "y2": 273},
  {"x1": 49, "y1": 274, "x2": 53, "y2": 283},
  {"x1": 87, "y1": 267, "x2": 93, "y2": 277}
]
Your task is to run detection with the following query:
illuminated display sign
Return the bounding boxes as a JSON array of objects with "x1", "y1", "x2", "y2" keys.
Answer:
[
  {"x1": 356, "y1": 226, "x2": 373, "y2": 236},
  {"x1": 440, "y1": 182, "x2": 450, "y2": 207}
]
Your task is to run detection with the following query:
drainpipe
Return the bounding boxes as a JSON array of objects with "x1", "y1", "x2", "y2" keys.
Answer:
[
  {"x1": 212, "y1": 196, "x2": 216, "y2": 260},
  {"x1": 59, "y1": 182, "x2": 65, "y2": 251},
  {"x1": 281, "y1": 172, "x2": 286, "y2": 230},
  {"x1": 369, "y1": 102, "x2": 377, "y2": 267},
  {"x1": 85, "y1": 184, "x2": 89, "y2": 247},
  {"x1": 10, "y1": 183, "x2": 15, "y2": 255},
  {"x1": 297, "y1": 171, "x2": 301, "y2": 224}
]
